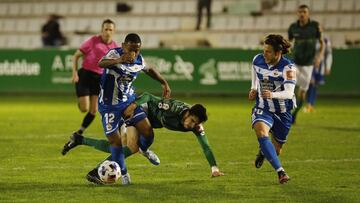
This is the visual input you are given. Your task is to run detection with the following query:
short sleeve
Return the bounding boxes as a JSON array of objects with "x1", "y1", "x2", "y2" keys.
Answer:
[
  {"x1": 288, "y1": 25, "x2": 294, "y2": 41},
  {"x1": 283, "y1": 64, "x2": 297, "y2": 84},
  {"x1": 141, "y1": 55, "x2": 149, "y2": 72},
  {"x1": 315, "y1": 22, "x2": 322, "y2": 39},
  {"x1": 102, "y1": 49, "x2": 120, "y2": 60},
  {"x1": 79, "y1": 37, "x2": 93, "y2": 54}
]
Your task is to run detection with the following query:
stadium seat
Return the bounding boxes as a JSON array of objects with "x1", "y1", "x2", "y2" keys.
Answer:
[
  {"x1": 212, "y1": 16, "x2": 228, "y2": 31},
  {"x1": 340, "y1": 0, "x2": 355, "y2": 11},
  {"x1": 127, "y1": 17, "x2": 142, "y2": 31},
  {"x1": 20, "y1": 3, "x2": 33, "y2": 16},
  {"x1": 246, "y1": 33, "x2": 261, "y2": 49},
  {"x1": 281, "y1": 15, "x2": 296, "y2": 30},
  {"x1": 323, "y1": 15, "x2": 339, "y2": 30},
  {"x1": 0, "y1": 3, "x2": 8, "y2": 16},
  {"x1": 283, "y1": 0, "x2": 297, "y2": 13},
  {"x1": 254, "y1": 16, "x2": 267, "y2": 31},
  {"x1": 272, "y1": 0, "x2": 284, "y2": 13},
  {"x1": 330, "y1": 32, "x2": 346, "y2": 48},
  {"x1": 338, "y1": 15, "x2": 353, "y2": 29},
  {"x1": 44, "y1": 2, "x2": 57, "y2": 15},
  {"x1": 354, "y1": 14, "x2": 360, "y2": 29},
  {"x1": 183, "y1": 0, "x2": 196, "y2": 14},
  {"x1": 179, "y1": 16, "x2": 196, "y2": 30},
  {"x1": 15, "y1": 19, "x2": 28, "y2": 32},
  {"x1": 8, "y1": 3, "x2": 20, "y2": 16},
  {"x1": 267, "y1": 15, "x2": 282, "y2": 30},
  {"x1": 170, "y1": 1, "x2": 185, "y2": 14},
  {"x1": 62, "y1": 18, "x2": 78, "y2": 33},
  {"x1": 227, "y1": 17, "x2": 241, "y2": 31},
  {"x1": 312, "y1": 0, "x2": 326, "y2": 12},
  {"x1": 142, "y1": 34, "x2": 160, "y2": 48},
  {"x1": 154, "y1": 17, "x2": 168, "y2": 31},
  {"x1": 27, "y1": 18, "x2": 42, "y2": 32},
  {"x1": 167, "y1": 17, "x2": 180, "y2": 31},
  {"x1": 158, "y1": 1, "x2": 171, "y2": 14},
  {"x1": 2, "y1": 19, "x2": 16, "y2": 32},
  {"x1": 32, "y1": 3, "x2": 45, "y2": 15},
  {"x1": 130, "y1": 1, "x2": 144, "y2": 14},
  {"x1": 356, "y1": 0, "x2": 360, "y2": 11},
  {"x1": 240, "y1": 16, "x2": 254, "y2": 30},
  {"x1": 143, "y1": 1, "x2": 158, "y2": 14},
  {"x1": 57, "y1": 2, "x2": 69, "y2": 16},
  {"x1": 326, "y1": 0, "x2": 339, "y2": 12}
]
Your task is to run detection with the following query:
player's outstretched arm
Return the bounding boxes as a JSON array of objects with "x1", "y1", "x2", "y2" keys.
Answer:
[
  {"x1": 194, "y1": 129, "x2": 224, "y2": 178},
  {"x1": 144, "y1": 67, "x2": 171, "y2": 98}
]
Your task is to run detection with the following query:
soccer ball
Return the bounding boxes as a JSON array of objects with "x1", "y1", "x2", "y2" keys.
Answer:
[{"x1": 98, "y1": 160, "x2": 121, "y2": 184}]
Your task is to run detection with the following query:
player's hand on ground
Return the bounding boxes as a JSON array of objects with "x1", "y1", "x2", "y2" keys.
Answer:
[
  {"x1": 248, "y1": 89, "x2": 257, "y2": 100},
  {"x1": 72, "y1": 72, "x2": 79, "y2": 83},
  {"x1": 123, "y1": 103, "x2": 137, "y2": 120},
  {"x1": 211, "y1": 170, "x2": 224, "y2": 178},
  {"x1": 211, "y1": 166, "x2": 224, "y2": 178},
  {"x1": 261, "y1": 90, "x2": 272, "y2": 99}
]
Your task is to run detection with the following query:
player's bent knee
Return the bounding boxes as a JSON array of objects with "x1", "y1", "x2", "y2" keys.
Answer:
[{"x1": 78, "y1": 105, "x2": 89, "y2": 113}]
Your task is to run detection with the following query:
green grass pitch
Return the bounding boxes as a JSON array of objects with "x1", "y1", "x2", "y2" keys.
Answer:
[{"x1": 0, "y1": 95, "x2": 359, "y2": 202}]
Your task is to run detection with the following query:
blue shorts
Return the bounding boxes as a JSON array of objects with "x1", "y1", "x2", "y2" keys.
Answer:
[
  {"x1": 251, "y1": 108, "x2": 292, "y2": 144},
  {"x1": 99, "y1": 103, "x2": 147, "y2": 136}
]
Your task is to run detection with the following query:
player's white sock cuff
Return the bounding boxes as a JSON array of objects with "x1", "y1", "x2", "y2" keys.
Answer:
[{"x1": 276, "y1": 167, "x2": 284, "y2": 172}]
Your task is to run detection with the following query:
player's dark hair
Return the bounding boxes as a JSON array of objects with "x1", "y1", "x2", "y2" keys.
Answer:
[
  {"x1": 298, "y1": 4, "x2": 309, "y2": 10},
  {"x1": 264, "y1": 34, "x2": 291, "y2": 54},
  {"x1": 124, "y1": 33, "x2": 141, "y2": 44},
  {"x1": 102, "y1": 19, "x2": 115, "y2": 28},
  {"x1": 189, "y1": 104, "x2": 208, "y2": 123}
]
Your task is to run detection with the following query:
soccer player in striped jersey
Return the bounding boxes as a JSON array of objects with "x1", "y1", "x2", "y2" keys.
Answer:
[
  {"x1": 248, "y1": 34, "x2": 296, "y2": 184},
  {"x1": 305, "y1": 36, "x2": 333, "y2": 112},
  {"x1": 70, "y1": 19, "x2": 118, "y2": 141},
  {"x1": 62, "y1": 92, "x2": 224, "y2": 184},
  {"x1": 95, "y1": 33, "x2": 170, "y2": 185}
]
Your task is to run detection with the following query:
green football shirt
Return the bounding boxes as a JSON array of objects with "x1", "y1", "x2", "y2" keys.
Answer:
[
  {"x1": 134, "y1": 92, "x2": 217, "y2": 167},
  {"x1": 288, "y1": 20, "x2": 321, "y2": 66}
]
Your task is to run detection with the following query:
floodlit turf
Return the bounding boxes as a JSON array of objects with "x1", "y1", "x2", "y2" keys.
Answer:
[{"x1": 0, "y1": 95, "x2": 359, "y2": 202}]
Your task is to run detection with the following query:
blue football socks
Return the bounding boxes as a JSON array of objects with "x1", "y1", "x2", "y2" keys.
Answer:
[
  {"x1": 258, "y1": 136, "x2": 282, "y2": 171},
  {"x1": 111, "y1": 146, "x2": 127, "y2": 175},
  {"x1": 138, "y1": 134, "x2": 154, "y2": 152},
  {"x1": 307, "y1": 84, "x2": 316, "y2": 106}
]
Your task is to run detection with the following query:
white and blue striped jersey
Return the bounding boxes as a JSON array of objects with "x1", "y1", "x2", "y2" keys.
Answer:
[
  {"x1": 315, "y1": 37, "x2": 333, "y2": 77},
  {"x1": 252, "y1": 54, "x2": 296, "y2": 113},
  {"x1": 98, "y1": 48, "x2": 148, "y2": 106}
]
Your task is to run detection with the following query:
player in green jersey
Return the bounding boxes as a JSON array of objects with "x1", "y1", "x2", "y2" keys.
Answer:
[
  {"x1": 288, "y1": 4, "x2": 324, "y2": 123},
  {"x1": 62, "y1": 92, "x2": 224, "y2": 184}
]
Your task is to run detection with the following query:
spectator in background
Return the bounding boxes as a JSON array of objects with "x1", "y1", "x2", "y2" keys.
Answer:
[
  {"x1": 305, "y1": 36, "x2": 333, "y2": 113},
  {"x1": 41, "y1": 14, "x2": 66, "y2": 47},
  {"x1": 61, "y1": 19, "x2": 118, "y2": 154},
  {"x1": 288, "y1": 4, "x2": 324, "y2": 124},
  {"x1": 196, "y1": 0, "x2": 212, "y2": 30}
]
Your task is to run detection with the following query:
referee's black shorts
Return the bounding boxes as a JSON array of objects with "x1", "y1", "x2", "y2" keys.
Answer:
[{"x1": 75, "y1": 68, "x2": 102, "y2": 97}]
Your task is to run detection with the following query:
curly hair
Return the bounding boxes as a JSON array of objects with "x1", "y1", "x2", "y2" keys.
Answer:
[{"x1": 264, "y1": 34, "x2": 291, "y2": 54}]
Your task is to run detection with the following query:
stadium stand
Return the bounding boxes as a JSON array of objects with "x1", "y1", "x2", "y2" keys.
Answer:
[{"x1": 0, "y1": 0, "x2": 359, "y2": 49}]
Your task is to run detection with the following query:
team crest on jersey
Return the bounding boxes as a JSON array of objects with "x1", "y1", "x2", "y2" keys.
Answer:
[
  {"x1": 106, "y1": 123, "x2": 113, "y2": 131},
  {"x1": 273, "y1": 69, "x2": 279, "y2": 76}
]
